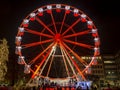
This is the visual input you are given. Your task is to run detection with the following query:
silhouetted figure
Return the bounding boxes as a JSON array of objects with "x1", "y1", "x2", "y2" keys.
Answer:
[
  {"x1": 87, "y1": 85, "x2": 89, "y2": 90},
  {"x1": 76, "y1": 86, "x2": 82, "y2": 90}
]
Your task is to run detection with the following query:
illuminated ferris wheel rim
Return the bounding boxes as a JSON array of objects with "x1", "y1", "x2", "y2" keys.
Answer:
[
  {"x1": 15, "y1": 4, "x2": 100, "y2": 81},
  {"x1": 21, "y1": 4, "x2": 92, "y2": 21}
]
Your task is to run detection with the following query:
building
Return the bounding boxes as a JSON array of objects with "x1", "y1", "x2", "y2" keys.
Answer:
[
  {"x1": 81, "y1": 56, "x2": 105, "y2": 87},
  {"x1": 115, "y1": 51, "x2": 120, "y2": 86},
  {"x1": 102, "y1": 55, "x2": 118, "y2": 86},
  {"x1": 81, "y1": 54, "x2": 120, "y2": 87}
]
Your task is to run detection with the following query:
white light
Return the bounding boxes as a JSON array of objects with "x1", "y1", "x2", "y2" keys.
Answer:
[
  {"x1": 16, "y1": 46, "x2": 22, "y2": 52},
  {"x1": 87, "y1": 21, "x2": 93, "y2": 25},
  {"x1": 19, "y1": 27, "x2": 24, "y2": 32},
  {"x1": 16, "y1": 36, "x2": 22, "y2": 42},
  {"x1": 65, "y1": 6, "x2": 70, "y2": 10},
  {"x1": 56, "y1": 4, "x2": 61, "y2": 8},
  {"x1": 72, "y1": 56, "x2": 74, "y2": 59},
  {"x1": 92, "y1": 56, "x2": 95, "y2": 60},
  {"x1": 19, "y1": 56, "x2": 25, "y2": 59},
  {"x1": 94, "y1": 47, "x2": 99, "y2": 52},
  {"x1": 24, "y1": 65, "x2": 31, "y2": 74},
  {"x1": 18, "y1": 56, "x2": 25, "y2": 64},
  {"x1": 26, "y1": 65, "x2": 31, "y2": 68},
  {"x1": 17, "y1": 46, "x2": 22, "y2": 49},
  {"x1": 81, "y1": 14, "x2": 86, "y2": 18},
  {"x1": 38, "y1": 8, "x2": 43, "y2": 12},
  {"x1": 52, "y1": 46, "x2": 56, "y2": 51},
  {"x1": 52, "y1": 46, "x2": 55, "y2": 49},
  {"x1": 112, "y1": 72, "x2": 114, "y2": 73},
  {"x1": 16, "y1": 36, "x2": 22, "y2": 41},
  {"x1": 94, "y1": 47, "x2": 98, "y2": 50},
  {"x1": 47, "y1": 5, "x2": 52, "y2": 9},
  {"x1": 30, "y1": 13, "x2": 36, "y2": 17},
  {"x1": 73, "y1": 9, "x2": 79, "y2": 13},
  {"x1": 23, "y1": 19, "x2": 29, "y2": 24},
  {"x1": 81, "y1": 56, "x2": 85, "y2": 59},
  {"x1": 21, "y1": 56, "x2": 25, "y2": 59},
  {"x1": 92, "y1": 29, "x2": 97, "y2": 33},
  {"x1": 94, "y1": 37, "x2": 99, "y2": 42},
  {"x1": 108, "y1": 71, "x2": 110, "y2": 74}
]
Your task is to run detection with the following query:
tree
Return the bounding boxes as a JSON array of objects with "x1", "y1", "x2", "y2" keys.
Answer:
[{"x1": 0, "y1": 38, "x2": 9, "y2": 82}]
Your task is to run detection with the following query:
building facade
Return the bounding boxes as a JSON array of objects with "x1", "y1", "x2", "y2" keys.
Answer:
[
  {"x1": 81, "y1": 53, "x2": 120, "y2": 87},
  {"x1": 115, "y1": 51, "x2": 120, "y2": 86},
  {"x1": 81, "y1": 56, "x2": 104, "y2": 87},
  {"x1": 102, "y1": 55, "x2": 118, "y2": 86}
]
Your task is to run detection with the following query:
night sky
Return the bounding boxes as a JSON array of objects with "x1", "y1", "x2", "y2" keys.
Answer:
[{"x1": 0, "y1": 0, "x2": 120, "y2": 55}]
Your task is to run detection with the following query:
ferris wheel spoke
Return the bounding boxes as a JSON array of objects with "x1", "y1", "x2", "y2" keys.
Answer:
[
  {"x1": 62, "y1": 42, "x2": 88, "y2": 66},
  {"x1": 31, "y1": 48, "x2": 52, "y2": 78},
  {"x1": 63, "y1": 30, "x2": 90, "y2": 39},
  {"x1": 59, "y1": 43, "x2": 70, "y2": 77},
  {"x1": 59, "y1": 12, "x2": 67, "y2": 34},
  {"x1": 22, "y1": 39, "x2": 53, "y2": 48},
  {"x1": 63, "y1": 39, "x2": 94, "y2": 49},
  {"x1": 62, "y1": 18, "x2": 80, "y2": 36},
  {"x1": 61, "y1": 43, "x2": 86, "y2": 81},
  {"x1": 82, "y1": 64, "x2": 91, "y2": 73},
  {"x1": 35, "y1": 16, "x2": 55, "y2": 35},
  {"x1": 40, "y1": 43, "x2": 57, "y2": 75},
  {"x1": 46, "y1": 48, "x2": 56, "y2": 77},
  {"x1": 60, "y1": 43, "x2": 78, "y2": 79},
  {"x1": 50, "y1": 12, "x2": 58, "y2": 34},
  {"x1": 29, "y1": 42, "x2": 55, "y2": 65},
  {"x1": 25, "y1": 28, "x2": 53, "y2": 38}
]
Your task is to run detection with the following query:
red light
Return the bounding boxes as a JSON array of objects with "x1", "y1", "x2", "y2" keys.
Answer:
[
  {"x1": 81, "y1": 18, "x2": 86, "y2": 22},
  {"x1": 47, "y1": 10, "x2": 52, "y2": 14},
  {"x1": 18, "y1": 32, "x2": 24, "y2": 36},
  {"x1": 92, "y1": 33, "x2": 98, "y2": 37},
  {"x1": 87, "y1": 25, "x2": 93, "y2": 29},
  {"x1": 74, "y1": 13, "x2": 79, "y2": 17},
  {"x1": 30, "y1": 17, "x2": 35, "y2": 21},
  {"x1": 38, "y1": 12, "x2": 43, "y2": 16},
  {"x1": 23, "y1": 24, "x2": 28, "y2": 27},
  {"x1": 66, "y1": 10, "x2": 70, "y2": 14},
  {"x1": 56, "y1": 9, "x2": 61, "y2": 13}
]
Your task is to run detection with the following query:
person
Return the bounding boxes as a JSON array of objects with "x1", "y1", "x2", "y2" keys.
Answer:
[
  {"x1": 86, "y1": 85, "x2": 89, "y2": 90},
  {"x1": 94, "y1": 84, "x2": 97, "y2": 90},
  {"x1": 76, "y1": 86, "x2": 82, "y2": 90},
  {"x1": 94, "y1": 86, "x2": 97, "y2": 90},
  {"x1": 33, "y1": 86, "x2": 36, "y2": 90}
]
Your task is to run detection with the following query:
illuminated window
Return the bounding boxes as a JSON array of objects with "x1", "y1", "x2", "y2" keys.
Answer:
[
  {"x1": 108, "y1": 71, "x2": 111, "y2": 74},
  {"x1": 99, "y1": 56, "x2": 101, "y2": 59},
  {"x1": 104, "y1": 61, "x2": 115, "y2": 63},
  {"x1": 81, "y1": 56, "x2": 85, "y2": 59},
  {"x1": 86, "y1": 57, "x2": 88, "y2": 59}
]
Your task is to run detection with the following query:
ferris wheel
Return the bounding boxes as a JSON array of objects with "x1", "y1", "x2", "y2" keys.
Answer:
[{"x1": 15, "y1": 4, "x2": 100, "y2": 82}]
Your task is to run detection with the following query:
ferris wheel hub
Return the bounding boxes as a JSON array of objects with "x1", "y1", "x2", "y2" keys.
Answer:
[{"x1": 55, "y1": 33, "x2": 62, "y2": 43}]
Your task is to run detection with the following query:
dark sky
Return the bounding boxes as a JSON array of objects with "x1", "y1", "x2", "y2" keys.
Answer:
[{"x1": 0, "y1": 0, "x2": 120, "y2": 55}]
